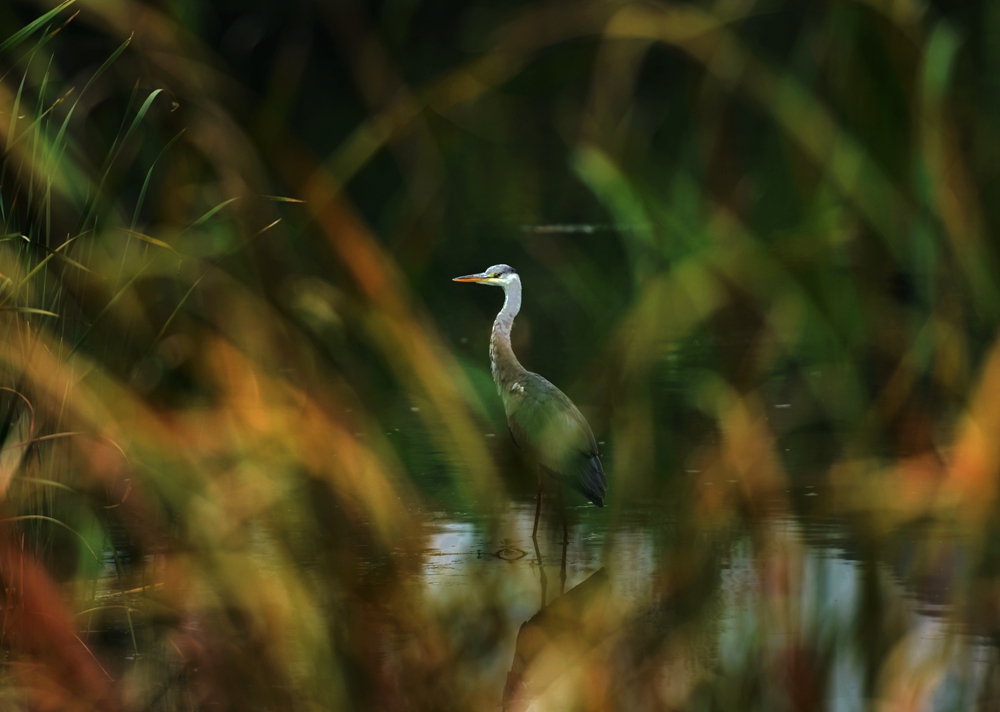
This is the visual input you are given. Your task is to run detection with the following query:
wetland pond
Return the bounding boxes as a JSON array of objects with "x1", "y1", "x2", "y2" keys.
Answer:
[{"x1": 361, "y1": 331, "x2": 998, "y2": 711}]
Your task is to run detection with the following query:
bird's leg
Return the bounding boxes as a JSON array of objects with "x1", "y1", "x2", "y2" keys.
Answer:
[
  {"x1": 532, "y1": 478, "x2": 543, "y2": 540},
  {"x1": 559, "y1": 535, "x2": 567, "y2": 595},
  {"x1": 533, "y1": 534, "x2": 547, "y2": 609}
]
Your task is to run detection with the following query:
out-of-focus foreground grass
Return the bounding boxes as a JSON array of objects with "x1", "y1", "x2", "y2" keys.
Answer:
[{"x1": 1, "y1": 0, "x2": 1000, "y2": 709}]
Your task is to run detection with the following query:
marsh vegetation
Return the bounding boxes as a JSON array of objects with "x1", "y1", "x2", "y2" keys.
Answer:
[{"x1": 0, "y1": 0, "x2": 999, "y2": 709}]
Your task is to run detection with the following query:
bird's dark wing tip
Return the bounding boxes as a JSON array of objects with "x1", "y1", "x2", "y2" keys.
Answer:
[{"x1": 592, "y1": 498, "x2": 604, "y2": 508}]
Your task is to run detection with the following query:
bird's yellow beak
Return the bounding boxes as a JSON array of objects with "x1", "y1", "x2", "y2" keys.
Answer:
[{"x1": 453, "y1": 272, "x2": 492, "y2": 283}]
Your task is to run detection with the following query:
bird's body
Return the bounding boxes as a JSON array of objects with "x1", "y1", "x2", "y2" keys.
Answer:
[
  {"x1": 502, "y1": 371, "x2": 606, "y2": 507},
  {"x1": 454, "y1": 264, "x2": 607, "y2": 530}
]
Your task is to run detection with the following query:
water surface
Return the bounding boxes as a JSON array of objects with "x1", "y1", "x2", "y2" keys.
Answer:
[{"x1": 376, "y1": 332, "x2": 992, "y2": 710}]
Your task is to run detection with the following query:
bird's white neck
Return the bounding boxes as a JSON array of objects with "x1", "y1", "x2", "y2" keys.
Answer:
[
  {"x1": 494, "y1": 276, "x2": 521, "y2": 337},
  {"x1": 490, "y1": 276, "x2": 526, "y2": 391}
]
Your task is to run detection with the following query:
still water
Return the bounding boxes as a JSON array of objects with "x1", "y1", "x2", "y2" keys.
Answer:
[
  {"x1": 371, "y1": 329, "x2": 998, "y2": 710},
  {"x1": 405, "y1": 494, "x2": 991, "y2": 710}
]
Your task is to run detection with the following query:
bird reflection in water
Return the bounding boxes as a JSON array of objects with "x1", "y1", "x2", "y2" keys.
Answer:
[{"x1": 503, "y1": 562, "x2": 611, "y2": 711}]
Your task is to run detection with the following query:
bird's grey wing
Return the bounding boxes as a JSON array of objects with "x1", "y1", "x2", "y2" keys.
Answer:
[
  {"x1": 506, "y1": 375, "x2": 585, "y2": 456},
  {"x1": 507, "y1": 374, "x2": 607, "y2": 505},
  {"x1": 505, "y1": 387, "x2": 545, "y2": 456},
  {"x1": 544, "y1": 395, "x2": 606, "y2": 506}
]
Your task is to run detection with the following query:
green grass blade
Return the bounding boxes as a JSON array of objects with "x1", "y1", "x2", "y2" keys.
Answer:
[
  {"x1": 131, "y1": 129, "x2": 185, "y2": 230},
  {"x1": 60, "y1": 251, "x2": 94, "y2": 275},
  {"x1": 6, "y1": 56, "x2": 32, "y2": 148},
  {"x1": 0, "y1": 0, "x2": 76, "y2": 55},
  {"x1": 100, "y1": 78, "x2": 139, "y2": 171},
  {"x1": 186, "y1": 197, "x2": 240, "y2": 230},
  {"x1": 4, "y1": 251, "x2": 58, "y2": 305},
  {"x1": 52, "y1": 36, "x2": 127, "y2": 148},
  {"x1": 121, "y1": 229, "x2": 179, "y2": 254},
  {"x1": 50, "y1": 36, "x2": 131, "y2": 201},
  {"x1": 69, "y1": 261, "x2": 151, "y2": 357},
  {"x1": 0, "y1": 515, "x2": 99, "y2": 561},
  {"x1": 4, "y1": 87, "x2": 73, "y2": 155},
  {"x1": 117, "y1": 88, "x2": 163, "y2": 152},
  {"x1": 150, "y1": 219, "x2": 281, "y2": 348}
]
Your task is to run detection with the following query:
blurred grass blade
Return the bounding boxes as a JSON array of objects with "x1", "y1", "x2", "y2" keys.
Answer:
[
  {"x1": 0, "y1": 307, "x2": 59, "y2": 317},
  {"x1": 18, "y1": 476, "x2": 79, "y2": 496},
  {"x1": 0, "y1": 407, "x2": 29, "y2": 500},
  {"x1": 0, "y1": 235, "x2": 85, "y2": 307}
]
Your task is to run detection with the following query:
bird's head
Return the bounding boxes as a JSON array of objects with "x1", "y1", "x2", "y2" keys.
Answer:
[{"x1": 452, "y1": 264, "x2": 518, "y2": 287}]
